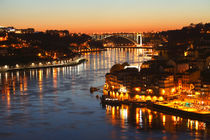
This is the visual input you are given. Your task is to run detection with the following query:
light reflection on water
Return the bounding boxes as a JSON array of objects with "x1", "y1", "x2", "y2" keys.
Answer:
[
  {"x1": 105, "y1": 105, "x2": 207, "y2": 135},
  {"x1": 0, "y1": 48, "x2": 209, "y2": 140}
]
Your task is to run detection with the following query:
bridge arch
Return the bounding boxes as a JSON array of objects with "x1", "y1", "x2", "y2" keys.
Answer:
[
  {"x1": 91, "y1": 33, "x2": 143, "y2": 47},
  {"x1": 103, "y1": 35, "x2": 138, "y2": 45}
]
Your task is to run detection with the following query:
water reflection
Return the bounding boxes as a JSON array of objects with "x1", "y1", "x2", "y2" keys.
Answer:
[
  {"x1": 105, "y1": 104, "x2": 208, "y2": 139},
  {"x1": 0, "y1": 48, "x2": 209, "y2": 140}
]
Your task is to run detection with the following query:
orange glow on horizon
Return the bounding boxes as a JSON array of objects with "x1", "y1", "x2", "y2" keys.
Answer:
[
  {"x1": 1, "y1": 0, "x2": 209, "y2": 34},
  {"x1": 1, "y1": 22, "x2": 199, "y2": 34}
]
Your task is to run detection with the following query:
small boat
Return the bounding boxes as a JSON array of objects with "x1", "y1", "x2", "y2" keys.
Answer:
[{"x1": 90, "y1": 87, "x2": 99, "y2": 93}]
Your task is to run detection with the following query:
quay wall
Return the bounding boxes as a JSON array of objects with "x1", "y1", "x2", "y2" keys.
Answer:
[{"x1": 0, "y1": 57, "x2": 87, "y2": 73}]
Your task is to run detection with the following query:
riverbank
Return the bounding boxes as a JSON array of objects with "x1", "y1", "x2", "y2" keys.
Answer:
[
  {"x1": 148, "y1": 102, "x2": 210, "y2": 124},
  {"x1": 0, "y1": 57, "x2": 87, "y2": 73},
  {"x1": 104, "y1": 46, "x2": 153, "y2": 49},
  {"x1": 73, "y1": 48, "x2": 107, "y2": 53},
  {"x1": 100, "y1": 95, "x2": 210, "y2": 123}
]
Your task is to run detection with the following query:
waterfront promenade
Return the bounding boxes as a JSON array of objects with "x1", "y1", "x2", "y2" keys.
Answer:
[
  {"x1": 101, "y1": 95, "x2": 210, "y2": 123},
  {"x1": 104, "y1": 46, "x2": 153, "y2": 49},
  {"x1": 0, "y1": 57, "x2": 87, "y2": 73}
]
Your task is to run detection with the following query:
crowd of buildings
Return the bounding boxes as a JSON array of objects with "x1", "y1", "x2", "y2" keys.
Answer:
[
  {"x1": 0, "y1": 26, "x2": 104, "y2": 66},
  {"x1": 104, "y1": 23, "x2": 210, "y2": 113}
]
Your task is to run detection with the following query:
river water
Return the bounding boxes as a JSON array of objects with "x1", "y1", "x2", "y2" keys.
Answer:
[{"x1": 0, "y1": 48, "x2": 209, "y2": 140}]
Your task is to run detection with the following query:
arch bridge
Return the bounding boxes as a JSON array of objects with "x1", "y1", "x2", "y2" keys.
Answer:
[{"x1": 91, "y1": 33, "x2": 143, "y2": 47}]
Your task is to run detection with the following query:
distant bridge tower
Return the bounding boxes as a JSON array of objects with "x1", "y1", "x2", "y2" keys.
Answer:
[{"x1": 136, "y1": 34, "x2": 142, "y2": 47}]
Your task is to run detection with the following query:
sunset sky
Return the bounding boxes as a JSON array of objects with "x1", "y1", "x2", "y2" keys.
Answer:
[{"x1": 0, "y1": 0, "x2": 210, "y2": 33}]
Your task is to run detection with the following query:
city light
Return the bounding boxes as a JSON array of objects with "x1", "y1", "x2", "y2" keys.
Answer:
[
  {"x1": 119, "y1": 87, "x2": 127, "y2": 93},
  {"x1": 0, "y1": 0, "x2": 209, "y2": 139},
  {"x1": 134, "y1": 87, "x2": 141, "y2": 92},
  {"x1": 171, "y1": 88, "x2": 176, "y2": 93},
  {"x1": 146, "y1": 96, "x2": 151, "y2": 101},
  {"x1": 161, "y1": 89, "x2": 165, "y2": 95}
]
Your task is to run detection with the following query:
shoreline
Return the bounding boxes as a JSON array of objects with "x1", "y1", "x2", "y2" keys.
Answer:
[
  {"x1": 104, "y1": 46, "x2": 153, "y2": 49},
  {"x1": 73, "y1": 48, "x2": 107, "y2": 53},
  {"x1": 100, "y1": 95, "x2": 210, "y2": 123},
  {"x1": 0, "y1": 57, "x2": 87, "y2": 73},
  {"x1": 147, "y1": 102, "x2": 210, "y2": 124}
]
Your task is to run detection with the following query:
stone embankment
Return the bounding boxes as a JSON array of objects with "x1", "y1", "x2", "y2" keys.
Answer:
[{"x1": 0, "y1": 57, "x2": 87, "y2": 73}]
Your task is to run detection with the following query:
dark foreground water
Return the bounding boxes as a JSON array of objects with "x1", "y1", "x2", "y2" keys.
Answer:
[{"x1": 0, "y1": 48, "x2": 209, "y2": 140}]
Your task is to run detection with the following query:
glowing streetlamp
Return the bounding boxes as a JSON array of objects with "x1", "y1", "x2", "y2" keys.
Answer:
[{"x1": 38, "y1": 53, "x2": 41, "y2": 57}]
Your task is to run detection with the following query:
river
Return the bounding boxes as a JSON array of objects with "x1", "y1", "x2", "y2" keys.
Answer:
[{"x1": 0, "y1": 48, "x2": 209, "y2": 140}]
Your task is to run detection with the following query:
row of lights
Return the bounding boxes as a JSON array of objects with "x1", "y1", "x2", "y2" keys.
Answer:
[
  {"x1": 2, "y1": 64, "x2": 21, "y2": 69},
  {"x1": 1, "y1": 58, "x2": 76, "y2": 70},
  {"x1": 1, "y1": 62, "x2": 51, "y2": 69}
]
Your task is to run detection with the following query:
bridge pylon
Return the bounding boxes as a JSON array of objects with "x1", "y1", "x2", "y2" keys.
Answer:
[{"x1": 136, "y1": 34, "x2": 142, "y2": 47}]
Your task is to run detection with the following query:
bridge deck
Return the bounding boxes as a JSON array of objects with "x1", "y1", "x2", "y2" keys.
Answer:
[{"x1": 104, "y1": 46, "x2": 154, "y2": 49}]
